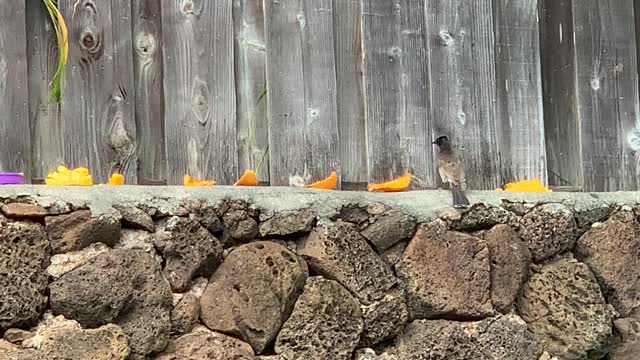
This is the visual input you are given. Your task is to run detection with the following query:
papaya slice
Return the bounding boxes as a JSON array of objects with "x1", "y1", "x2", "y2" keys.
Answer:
[
  {"x1": 183, "y1": 174, "x2": 216, "y2": 187},
  {"x1": 367, "y1": 172, "x2": 412, "y2": 192},
  {"x1": 234, "y1": 170, "x2": 259, "y2": 186},
  {"x1": 306, "y1": 171, "x2": 338, "y2": 190}
]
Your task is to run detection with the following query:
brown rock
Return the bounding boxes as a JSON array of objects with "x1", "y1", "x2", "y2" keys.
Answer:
[
  {"x1": 222, "y1": 209, "x2": 259, "y2": 241},
  {"x1": 297, "y1": 221, "x2": 396, "y2": 304},
  {"x1": 1, "y1": 203, "x2": 47, "y2": 219},
  {"x1": 156, "y1": 326, "x2": 255, "y2": 360},
  {"x1": 482, "y1": 224, "x2": 531, "y2": 313},
  {"x1": 610, "y1": 317, "x2": 640, "y2": 360},
  {"x1": 46, "y1": 242, "x2": 110, "y2": 280},
  {"x1": 381, "y1": 240, "x2": 407, "y2": 267},
  {"x1": 3, "y1": 329, "x2": 33, "y2": 344},
  {"x1": 154, "y1": 216, "x2": 223, "y2": 292},
  {"x1": 200, "y1": 241, "x2": 308, "y2": 353},
  {"x1": 113, "y1": 204, "x2": 155, "y2": 232},
  {"x1": 45, "y1": 210, "x2": 121, "y2": 254},
  {"x1": 396, "y1": 220, "x2": 493, "y2": 319},
  {"x1": 275, "y1": 276, "x2": 363, "y2": 360},
  {"x1": 170, "y1": 293, "x2": 200, "y2": 337},
  {"x1": 0, "y1": 221, "x2": 50, "y2": 331},
  {"x1": 360, "y1": 289, "x2": 409, "y2": 347},
  {"x1": 445, "y1": 203, "x2": 517, "y2": 231},
  {"x1": 575, "y1": 212, "x2": 640, "y2": 317},
  {"x1": 360, "y1": 208, "x2": 416, "y2": 252},
  {"x1": 516, "y1": 256, "x2": 616, "y2": 359},
  {"x1": 518, "y1": 203, "x2": 578, "y2": 262},
  {"x1": 259, "y1": 209, "x2": 316, "y2": 237}
]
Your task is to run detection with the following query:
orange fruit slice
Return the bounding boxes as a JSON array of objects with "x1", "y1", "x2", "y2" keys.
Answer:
[
  {"x1": 306, "y1": 171, "x2": 338, "y2": 190},
  {"x1": 234, "y1": 170, "x2": 259, "y2": 186},
  {"x1": 108, "y1": 173, "x2": 124, "y2": 185},
  {"x1": 183, "y1": 174, "x2": 215, "y2": 186},
  {"x1": 367, "y1": 172, "x2": 412, "y2": 192}
]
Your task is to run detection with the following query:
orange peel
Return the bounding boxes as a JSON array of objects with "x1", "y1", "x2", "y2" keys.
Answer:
[
  {"x1": 367, "y1": 172, "x2": 412, "y2": 192},
  {"x1": 183, "y1": 174, "x2": 216, "y2": 187},
  {"x1": 306, "y1": 171, "x2": 338, "y2": 190},
  {"x1": 234, "y1": 170, "x2": 259, "y2": 186}
]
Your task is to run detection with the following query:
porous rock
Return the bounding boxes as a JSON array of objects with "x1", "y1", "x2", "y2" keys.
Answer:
[
  {"x1": 222, "y1": 209, "x2": 259, "y2": 241},
  {"x1": 0, "y1": 220, "x2": 50, "y2": 331},
  {"x1": 482, "y1": 224, "x2": 531, "y2": 313},
  {"x1": 1, "y1": 203, "x2": 47, "y2": 219},
  {"x1": 49, "y1": 249, "x2": 173, "y2": 359},
  {"x1": 396, "y1": 219, "x2": 493, "y2": 319},
  {"x1": 516, "y1": 256, "x2": 616, "y2": 359},
  {"x1": 200, "y1": 241, "x2": 308, "y2": 354},
  {"x1": 259, "y1": 208, "x2": 316, "y2": 237},
  {"x1": 381, "y1": 240, "x2": 407, "y2": 267},
  {"x1": 3, "y1": 329, "x2": 33, "y2": 344},
  {"x1": 170, "y1": 293, "x2": 200, "y2": 337},
  {"x1": 274, "y1": 276, "x2": 363, "y2": 360},
  {"x1": 384, "y1": 314, "x2": 541, "y2": 360},
  {"x1": 45, "y1": 210, "x2": 121, "y2": 254},
  {"x1": 518, "y1": 203, "x2": 578, "y2": 262},
  {"x1": 360, "y1": 289, "x2": 409, "y2": 347},
  {"x1": 156, "y1": 326, "x2": 255, "y2": 360},
  {"x1": 154, "y1": 216, "x2": 223, "y2": 292},
  {"x1": 113, "y1": 204, "x2": 155, "y2": 232},
  {"x1": 115, "y1": 229, "x2": 162, "y2": 264},
  {"x1": 445, "y1": 203, "x2": 517, "y2": 231},
  {"x1": 46, "y1": 242, "x2": 110, "y2": 279},
  {"x1": 610, "y1": 317, "x2": 640, "y2": 360},
  {"x1": 297, "y1": 221, "x2": 396, "y2": 304},
  {"x1": 360, "y1": 208, "x2": 416, "y2": 252},
  {"x1": 575, "y1": 211, "x2": 640, "y2": 317}
]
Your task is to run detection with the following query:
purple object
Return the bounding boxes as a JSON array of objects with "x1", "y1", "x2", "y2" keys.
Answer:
[{"x1": 0, "y1": 173, "x2": 25, "y2": 185}]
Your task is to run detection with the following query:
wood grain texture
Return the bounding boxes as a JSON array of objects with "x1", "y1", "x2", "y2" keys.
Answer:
[
  {"x1": 0, "y1": 1, "x2": 31, "y2": 178},
  {"x1": 540, "y1": 0, "x2": 582, "y2": 187},
  {"x1": 426, "y1": 0, "x2": 501, "y2": 190},
  {"x1": 60, "y1": 0, "x2": 137, "y2": 183},
  {"x1": 494, "y1": 0, "x2": 547, "y2": 185},
  {"x1": 335, "y1": 0, "x2": 366, "y2": 183},
  {"x1": 572, "y1": 0, "x2": 639, "y2": 191},
  {"x1": 26, "y1": 0, "x2": 64, "y2": 179},
  {"x1": 233, "y1": 0, "x2": 269, "y2": 181},
  {"x1": 132, "y1": 0, "x2": 165, "y2": 184},
  {"x1": 360, "y1": 0, "x2": 433, "y2": 185},
  {"x1": 264, "y1": 0, "x2": 340, "y2": 186},
  {"x1": 162, "y1": 0, "x2": 237, "y2": 185}
]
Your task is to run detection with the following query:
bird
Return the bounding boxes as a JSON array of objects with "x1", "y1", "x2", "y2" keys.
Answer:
[{"x1": 432, "y1": 135, "x2": 470, "y2": 209}]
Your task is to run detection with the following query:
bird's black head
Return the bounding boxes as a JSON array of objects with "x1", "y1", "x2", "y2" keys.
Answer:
[{"x1": 432, "y1": 135, "x2": 450, "y2": 148}]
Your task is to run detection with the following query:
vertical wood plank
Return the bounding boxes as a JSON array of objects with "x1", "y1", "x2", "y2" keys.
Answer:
[
  {"x1": 26, "y1": 0, "x2": 64, "y2": 179},
  {"x1": 162, "y1": 1, "x2": 237, "y2": 185},
  {"x1": 60, "y1": 0, "x2": 137, "y2": 183},
  {"x1": 233, "y1": 0, "x2": 269, "y2": 181},
  {"x1": 573, "y1": 0, "x2": 639, "y2": 191},
  {"x1": 264, "y1": 0, "x2": 340, "y2": 186},
  {"x1": 0, "y1": 1, "x2": 31, "y2": 178},
  {"x1": 334, "y1": 0, "x2": 366, "y2": 183},
  {"x1": 360, "y1": 0, "x2": 434, "y2": 185},
  {"x1": 493, "y1": 0, "x2": 547, "y2": 185},
  {"x1": 540, "y1": 0, "x2": 582, "y2": 187},
  {"x1": 132, "y1": 0, "x2": 166, "y2": 184},
  {"x1": 426, "y1": 0, "x2": 501, "y2": 189}
]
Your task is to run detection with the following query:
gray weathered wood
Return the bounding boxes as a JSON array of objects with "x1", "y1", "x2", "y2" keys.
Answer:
[
  {"x1": 132, "y1": 0, "x2": 165, "y2": 184},
  {"x1": 0, "y1": 1, "x2": 31, "y2": 179},
  {"x1": 162, "y1": 0, "x2": 237, "y2": 185},
  {"x1": 60, "y1": 0, "x2": 137, "y2": 183},
  {"x1": 426, "y1": 0, "x2": 501, "y2": 189},
  {"x1": 234, "y1": 0, "x2": 269, "y2": 181},
  {"x1": 540, "y1": 0, "x2": 582, "y2": 187},
  {"x1": 335, "y1": 0, "x2": 366, "y2": 183},
  {"x1": 494, "y1": 0, "x2": 547, "y2": 185},
  {"x1": 264, "y1": 0, "x2": 340, "y2": 186},
  {"x1": 26, "y1": 0, "x2": 64, "y2": 179},
  {"x1": 360, "y1": 0, "x2": 433, "y2": 185},
  {"x1": 572, "y1": 0, "x2": 639, "y2": 191}
]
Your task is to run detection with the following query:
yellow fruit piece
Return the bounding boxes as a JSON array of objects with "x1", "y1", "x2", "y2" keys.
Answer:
[
  {"x1": 306, "y1": 171, "x2": 338, "y2": 190},
  {"x1": 45, "y1": 166, "x2": 93, "y2": 186},
  {"x1": 496, "y1": 178, "x2": 552, "y2": 192},
  {"x1": 367, "y1": 172, "x2": 412, "y2": 192},
  {"x1": 234, "y1": 170, "x2": 259, "y2": 186},
  {"x1": 108, "y1": 173, "x2": 124, "y2": 185},
  {"x1": 183, "y1": 174, "x2": 216, "y2": 187}
]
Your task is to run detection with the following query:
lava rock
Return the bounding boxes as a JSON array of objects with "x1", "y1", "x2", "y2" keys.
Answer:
[
  {"x1": 46, "y1": 242, "x2": 110, "y2": 280},
  {"x1": 360, "y1": 208, "x2": 416, "y2": 252},
  {"x1": 156, "y1": 326, "x2": 255, "y2": 360},
  {"x1": 222, "y1": 209, "x2": 259, "y2": 241},
  {"x1": 1, "y1": 203, "x2": 47, "y2": 219},
  {"x1": 610, "y1": 317, "x2": 640, "y2": 360},
  {"x1": 360, "y1": 289, "x2": 409, "y2": 347},
  {"x1": 170, "y1": 293, "x2": 200, "y2": 337},
  {"x1": 518, "y1": 203, "x2": 578, "y2": 262},
  {"x1": 259, "y1": 209, "x2": 316, "y2": 237},
  {"x1": 45, "y1": 210, "x2": 121, "y2": 254},
  {"x1": 445, "y1": 203, "x2": 517, "y2": 231},
  {"x1": 113, "y1": 204, "x2": 155, "y2": 232}
]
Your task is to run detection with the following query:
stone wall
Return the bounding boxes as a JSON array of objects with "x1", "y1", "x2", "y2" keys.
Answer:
[{"x1": 0, "y1": 186, "x2": 638, "y2": 360}]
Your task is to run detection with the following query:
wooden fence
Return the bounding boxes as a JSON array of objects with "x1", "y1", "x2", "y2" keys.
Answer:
[{"x1": 0, "y1": 0, "x2": 639, "y2": 191}]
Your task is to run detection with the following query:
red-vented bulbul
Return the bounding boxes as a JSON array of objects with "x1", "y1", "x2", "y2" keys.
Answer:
[{"x1": 433, "y1": 135, "x2": 470, "y2": 208}]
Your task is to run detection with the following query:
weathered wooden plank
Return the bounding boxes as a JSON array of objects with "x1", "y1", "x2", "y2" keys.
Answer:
[
  {"x1": 573, "y1": 0, "x2": 639, "y2": 191},
  {"x1": 426, "y1": 0, "x2": 501, "y2": 189},
  {"x1": 26, "y1": 0, "x2": 64, "y2": 179},
  {"x1": 335, "y1": 0, "x2": 366, "y2": 183},
  {"x1": 59, "y1": 0, "x2": 137, "y2": 183},
  {"x1": 360, "y1": 0, "x2": 433, "y2": 185},
  {"x1": 264, "y1": 0, "x2": 340, "y2": 186},
  {"x1": 493, "y1": 0, "x2": 547, "y2": 185},
  {"x1": 132, "y1": 0, "x2": 165, "y2": 184},
  {"x1": 233, "y1": 0, "x2": 269, "y2": 181},
  {"x1": 162, "y1": 0, "x2": 237, "y2": 184},
  {"x1": 539, "y1": 0, "x2": 582, "y2": 187},
  {"x1": 0, "y1": 1, "x2": 31, "y2": 179}
]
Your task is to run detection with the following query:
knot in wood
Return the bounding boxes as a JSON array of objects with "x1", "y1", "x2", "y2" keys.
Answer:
[
  {"x1": 437, "y1": 30, "x2": 454, "y2": 46},
  {"x1": 590, "y1": 77, "x2": 600, "y2": 91},
  {"x1": 80, "y1": 29, "x2": 101, "y2": 54},
  {"x1": 180, "y1": 0, "x2": 202, "y2": 16},
  {"x1": 135, "y1": 32, "x2": 157, "y2": 57}
]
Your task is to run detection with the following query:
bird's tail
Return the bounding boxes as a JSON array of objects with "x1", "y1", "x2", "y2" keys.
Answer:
[{"x1": 451, "y1": 184, "x2": 470, "y2": 208}]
